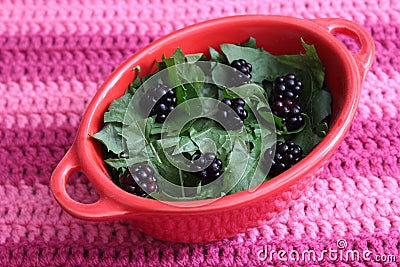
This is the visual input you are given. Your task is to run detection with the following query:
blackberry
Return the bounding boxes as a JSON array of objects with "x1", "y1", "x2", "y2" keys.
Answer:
[
  {"x1": 230, "y1": 59, "x2": 252, "y2": 79},
  {"x1": 142, "y1": 84, "x2": 177, "y2": 123},
  {"x1": 273, "y1": 74, "x2": 303, "y2": 102},
  {"x1": 264, "y1": 140, "x2": 303, "y2": 177},
  {"x1": 192, "y1": 152, "x2": 223, "y2": 184},
  {"x1": 216, "y1": 98, "x2": 248, "y2": 130},
  {"x1": 271, "y1": 97, "x2": 304, "y2": 131},
  {"x1": 222, "y1": 98, "x2": 248, "y2": 120},
  {"x1": 119, "y1": 164, "x2": 158, "y2": 197}
]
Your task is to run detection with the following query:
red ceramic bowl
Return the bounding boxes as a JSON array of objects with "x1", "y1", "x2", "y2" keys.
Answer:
[{"x1": 51, "y1": 15, "x2": 374, "y2": 243}]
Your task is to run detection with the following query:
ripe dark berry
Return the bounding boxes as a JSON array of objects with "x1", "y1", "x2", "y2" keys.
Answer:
[
  {"x1": 264, "y1": 140, "x2": 303, "y2": 177},
  {"x1": 192, "y1": 152, "x2": 223, "y2": 184},
  {"x1": 216, "y1": 98, "x2": 248, "y2": 130},
  {"x1": 271, "y1": 98, "x2": 304, "y2": 132},
  {"x1": 222, "y1": 98, "x2": 248, "y2": 120},
  {"x1": 119, "y1": 164, "x2": 158, "y2": 197},
  {"x1": 230, "y1": 59, "x2": 252, "y2": 79},
  {"x1": 273, "y1": 74, "x2": 303, "y2": 102},
  {"x1": 284, "y1": 114, "x2": 304, "y2": 132},
  {"x1": 141, "y1": 84, "x2": 177, "y2": 123}
]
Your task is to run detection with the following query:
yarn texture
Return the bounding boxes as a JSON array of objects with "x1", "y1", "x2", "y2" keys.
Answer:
[{"x1": 1, "y1": 0, "x2": 399, "y2": 266}]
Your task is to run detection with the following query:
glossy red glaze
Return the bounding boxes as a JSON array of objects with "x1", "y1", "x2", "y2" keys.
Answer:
[{"x1": 51, "y1": 15, "x2": 374, "y2": 242}]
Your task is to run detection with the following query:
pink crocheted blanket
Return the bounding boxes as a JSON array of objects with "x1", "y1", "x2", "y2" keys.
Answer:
[{"x1": 1, "y1": 0, "x2": 399, "y2": 266}]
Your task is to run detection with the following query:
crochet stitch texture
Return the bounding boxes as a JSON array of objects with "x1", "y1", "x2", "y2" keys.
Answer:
[{"x1": 0, "y1": 0, "x2": 399, "y2": 266}]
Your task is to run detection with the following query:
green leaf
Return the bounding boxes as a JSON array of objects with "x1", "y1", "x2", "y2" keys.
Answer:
[
  {"x1": 239, "y1": 37, "x2": 257, "y2": 48},
  {"x1": 220, "y1": 43, "x2": 282, "y2": 84},
  {"x1": 150, "y1": 121, "x2": 163, "y2": 135},
  {"x1": 178, "y1": 119, "x2": 197, "y2": 136},
  {"x1": 158, "y1": 53, "x2": 206, "y2": 105},
  {"x1": 296, "y1": 71, "x2": 314, "y2": 111},
  {"x1": 156, "y1": 56, "x2": 175, "y2": 72},
  {"x1": 170, "y1": 48, "x2": 186, "y2": 64},
  {"x1": 150, "y1": 128, "x2": 163, "y2": 136},
  {"x1": 172, "y1": 136, "x2": 199, "y2": 156},
  {"x1": 210, "y1": 63, "x2": 231, "y2": 88},
  {"x1": 144, "y1": 116, "x2": 155, "y2": 140},
  {"x1": 226, "y1": 131, "x2": 265, "y2": 194},
  {"x1": 122, "y1": 119, "x2": 151, "y2": 165},
  {"x1": 190, "y1": 121, "x2": 230, "y2": 156},
  {"x1": 91, "y1": 122, "x2": 124, "y2": 154},
  {"x1": 209, "y1": 47, "x2": 228, "y2": 63},
  {"x1": 224, "y1": 83, "x2": 274, "y2": 135},
  {"x1": 175, "y1": 85, "x2": 186, "y2": 104},
  {"x1": 310, "y1": 89, "x2": 332, "y2": 128},
  {"x1": 127, "y1": 66, "x2": 142, "y2": 94},
  {"x1": 293, "y1": 114, "x2": 323, "y2": 154},
  {"x1": 156, "y1": 136, "x2": 180, "y2": 149},
  {"x1": 155, "y1": 60, "x2": 167, "y2": 71},
  {"x1": 185, "y1": 53, "x2": 205, "y2": 63},
  {"x1": 148, "y1": 140, "x2": 181, "y2": 186},
  {"x1": 198, "y1": 83, "x2": 220, "y2": 99},
  {"x1": 273, "y1": 115, "x2": 284, "y2": 129},
  {"x1": 103, "y1": 93, "x2": 133, "y2": 123},
  {"x1": 175, "y1": 63, "x2": 205, "y2": 101},
  {"x1": 176, "y1": 63, "x2": 205, "y2": 84},
  {"x1": 261, "y1": 80, "x2": 273, "y2": 99},
  {"x1": 104, "y1": 158, "x2": 129, "y2": 171},
  {"x1": 276, "y1": 39, "x2": 325, "y2": 90},
  {"x1": 224, "y1": 136, "x2": 253, "y2": 193}
]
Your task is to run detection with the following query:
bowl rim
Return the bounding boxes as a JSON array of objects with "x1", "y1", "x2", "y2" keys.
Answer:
[{"x1": 72, "y1": 14, "x2": 364, "y2": 213}]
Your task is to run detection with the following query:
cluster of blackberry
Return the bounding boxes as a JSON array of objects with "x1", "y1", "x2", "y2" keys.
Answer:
[
  {"x1": 119, "y1": 164, "x2": 158, "y2": 197},
  {"x1": 216, "y1": 98, "x2": 248, "y2": 130},
  {"x1": 230, "y1": 59, "x2": 252, "y2": 79},
  {"x1": 142, "y1": 84, "x2": 177, "y2": 123},
  {"x1": 191, "y1": 152, "x2": 223, "y2": 184},
  {"x1": 270, "y1": 74, "x2": 304, "y2": 131},
  {"x1": 228, "y1": 59, "x2": 253, "y2": 86},
  {"x1": 264, "y1": 140, "x2": 303, "y2": 177}
]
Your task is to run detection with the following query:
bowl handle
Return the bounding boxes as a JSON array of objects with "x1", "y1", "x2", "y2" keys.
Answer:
[
  {"x1": 51, "y1": 145, "x2": 129, "y2": 221},
  {"x1": 312, "y1": 18, "x2": 375, "y2": 82}
]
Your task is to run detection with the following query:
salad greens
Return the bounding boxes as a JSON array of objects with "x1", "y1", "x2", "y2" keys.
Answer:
[{"x1": 92, "y1": 37, "x2": 332, "y2": 200}]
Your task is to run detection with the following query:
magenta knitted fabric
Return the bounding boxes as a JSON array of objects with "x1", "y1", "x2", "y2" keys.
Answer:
[{"x1": 1, "y1": 0, "x2": 400, "y2": 266}]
